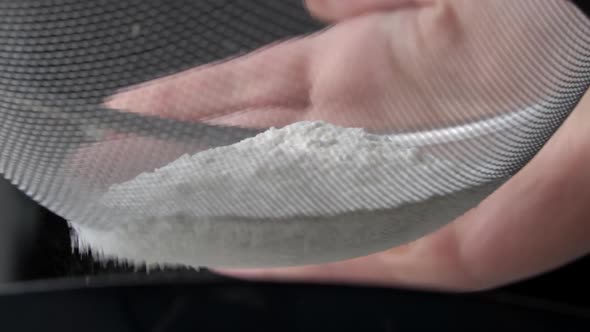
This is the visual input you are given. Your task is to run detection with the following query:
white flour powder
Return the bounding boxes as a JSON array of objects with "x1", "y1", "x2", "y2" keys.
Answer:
[
  {"x1": 100, "y1": 121, "x2": 478, "y2": 218},
  {"x1": 76, "y1": 121, "x2": 498, "y2": 267}
]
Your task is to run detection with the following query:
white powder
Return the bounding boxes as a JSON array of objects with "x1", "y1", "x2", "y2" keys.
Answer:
[
  {"x1": 74, "y1": 121, "x2": 499, "y2": 267},
  {"x1": 100, "y1": 121, "x2": 478, "y2": 218}
]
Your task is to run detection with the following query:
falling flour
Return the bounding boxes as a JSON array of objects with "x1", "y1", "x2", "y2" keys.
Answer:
[{"x1": 75, "y1": 121, "x2": 499, "y2": 267}]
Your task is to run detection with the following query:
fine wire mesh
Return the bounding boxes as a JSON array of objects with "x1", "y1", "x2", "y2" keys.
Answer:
[
  {"x1": 0, "y1": 0, "x2": 323, "y2": 217},
  {"x1": 0, "y1": 0, "x2": 589, "y2": 266}
]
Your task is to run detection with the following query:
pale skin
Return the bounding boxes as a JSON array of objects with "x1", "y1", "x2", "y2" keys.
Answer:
[{"x1": 105, "y1": 0, "x2": 590, "y2": 291}]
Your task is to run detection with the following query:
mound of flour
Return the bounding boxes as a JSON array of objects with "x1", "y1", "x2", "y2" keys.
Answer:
[
  {"x1": 100, "y1": 121, "x2": 478, "y2": 219},
  {"x1": 75, "y1": 120, "x2": 498, "y2": 267}
]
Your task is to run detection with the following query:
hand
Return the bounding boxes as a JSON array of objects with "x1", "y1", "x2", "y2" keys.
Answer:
[
  {"x1": 106, "y1": 0, "x2": 557, "y2": 131},
  {"x1": 105, "y1": 0, "x2": 590, "y2": 291}
]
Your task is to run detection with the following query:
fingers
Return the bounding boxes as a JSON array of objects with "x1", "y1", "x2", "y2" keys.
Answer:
[
  {"x1": 216, "y1": 94, "x2": 590, "y2": 292},
  {"x1": 105, "y1": 38, "x2": 314, "y2": 129},
  {"x1": 106, "y1": 0, "x2": 430, "y2": 128},
  {"x1": 103, "y1": 13, "x2": 416, "y2": 131},
  {"x1": 104, "y1": 3, "x2": 473, "y2": 132},
  {"x1": 305, "y1": 0, "x2": 426, "y2": 22}
]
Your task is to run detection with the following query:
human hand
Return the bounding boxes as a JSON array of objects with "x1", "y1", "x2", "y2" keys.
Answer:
[
  {"x1": 104, "y1": 0, "x2": 590, "y2": 291},
  {"x1": 107, "y1": 0, "x2": 561, "y2": 131}
]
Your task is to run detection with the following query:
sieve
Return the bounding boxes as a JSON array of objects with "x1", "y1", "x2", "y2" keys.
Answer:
[{"x1": 0, "y1": 0, "x2": 589, "y2": 268}]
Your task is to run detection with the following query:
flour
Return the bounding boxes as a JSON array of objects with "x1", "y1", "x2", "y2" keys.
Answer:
[
  {"x1": 78, "y1": 121, "x2": 496, "y2": 267},
  {"x1": 100, "y1": 121, "x2": 478, "y2": 219}
]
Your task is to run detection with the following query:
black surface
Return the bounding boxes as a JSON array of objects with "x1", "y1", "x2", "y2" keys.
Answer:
[
  {"x1": 504, "y1": 256, "x2": 590, "y2": 309},
  {"x1": 0, "y1": 177, "x2": 41, "y2": 281},
  {"x1": 0, "y1": 279, "x2": 589, "y2": 332},
  {"x1": 573, "y1": 0, "x2": 590, "y2": 17}
]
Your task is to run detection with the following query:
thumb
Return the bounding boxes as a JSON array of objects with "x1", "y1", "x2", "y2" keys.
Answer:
[{"x1": 305, "y1": 0, "x2": 425, "y2": 22}]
